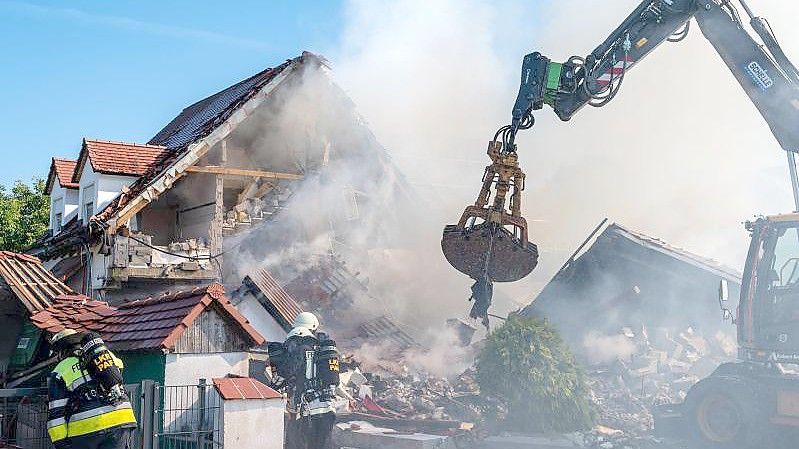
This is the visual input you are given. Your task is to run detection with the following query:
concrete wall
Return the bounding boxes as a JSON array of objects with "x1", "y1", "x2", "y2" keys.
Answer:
[
  {"x1": 234, "y1": 295, "x2": 287, "y2": 343},
  {"x1": 222, "y1": 398, "x2": 285, "y2": 449},
  {"x1": 164, "y1": 352, "x2": 249, "y2": 386}
]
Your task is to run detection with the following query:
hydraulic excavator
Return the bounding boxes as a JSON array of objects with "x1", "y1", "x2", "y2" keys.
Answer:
[{"x1": 442, "y1": 1, "x2": 799, "y2": 446}]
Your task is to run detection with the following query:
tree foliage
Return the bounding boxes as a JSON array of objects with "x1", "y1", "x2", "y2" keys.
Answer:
[
  {"x1": 0, "y1": 178, "x2": 50, "y2": 252},
  {"x1": 475, "y1": 315, "x2": 595, "y2": 433}
]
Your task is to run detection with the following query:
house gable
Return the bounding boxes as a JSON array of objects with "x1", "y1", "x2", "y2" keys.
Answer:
[{"x1": 173, "y1": 305, "x2": 253, "y2": 353}]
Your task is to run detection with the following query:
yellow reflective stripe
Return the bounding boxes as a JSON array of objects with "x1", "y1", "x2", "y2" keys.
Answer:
[
  {"x1": 70, "y1": 402, "x2": 132, "y2": 422},
  {"x1": 48, "y1": 423, "x2": 67, "y2": 442},
  {"x1": 113, "y1": 353, "x2": 124, "y2": 369},
  {"x1": 67, "y1": 374, "x2": 93, "y2": 391},
  {"x1": 66, "y1": 408, "x2": 137, "y2": 438}
]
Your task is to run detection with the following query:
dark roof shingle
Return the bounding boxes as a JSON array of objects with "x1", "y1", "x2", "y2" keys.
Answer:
[{"x1": 29, "y1": 283, "x2": 265, "y2": 351}]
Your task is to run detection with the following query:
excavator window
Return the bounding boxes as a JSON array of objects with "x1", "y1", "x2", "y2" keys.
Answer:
[{"x1": 771, "y1": 227, "x2": 799, "y2": 288}]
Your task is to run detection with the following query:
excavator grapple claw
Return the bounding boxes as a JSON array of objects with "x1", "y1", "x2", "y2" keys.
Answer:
[{"x1": 441, "y1": 141, "x2": 538, "y2": 283}]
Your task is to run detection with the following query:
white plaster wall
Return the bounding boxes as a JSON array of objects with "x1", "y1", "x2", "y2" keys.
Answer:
[
  {"x1": 64, "y1": 188, "x2": 78, "y2": 219},
  {"x1": 222, "y1": 398, "x2": 285, "y2": 449},
  {"x1": 164, "y1": 352, "x2": 250, "y2": 386},
  {"x1": 97, "y1": 174, "x2": 136, "y2": 211},
  {"x1": 90, "y1": 246, "x2": 109, "y2": 292},
  {"x1": 77, "y1": 163, "x2": 137, "y2": 219},
  {"x1": 49, "y1": 185, "x2": 78, "y2": 232},
  {"x1": 234, "y1": 295, "x2": 287, "y2": 343},
  {"x1": 77, "y1": 163, "x2": 99, "y2": 221}
]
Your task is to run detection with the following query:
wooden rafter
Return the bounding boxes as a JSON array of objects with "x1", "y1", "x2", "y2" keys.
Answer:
[{"x1": 185, "y1": 165, "x2": 303, "y2": 180}]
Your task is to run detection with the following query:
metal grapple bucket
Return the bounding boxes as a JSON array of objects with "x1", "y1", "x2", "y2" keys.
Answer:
[
  {"x1": 442, "y1": 222, "x2": 538, "y2": 282},
  {"x1": 441, "y1": 141, "x2": 539, "y2": 283}
]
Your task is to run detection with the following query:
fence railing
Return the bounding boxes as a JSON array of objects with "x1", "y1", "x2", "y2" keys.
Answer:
[
  {"x1": 0, "y1": 380, "x2": 222, "y2": 449},
  {"x1": 151, "y1": 379, "x2": 223, "y2": 449}
]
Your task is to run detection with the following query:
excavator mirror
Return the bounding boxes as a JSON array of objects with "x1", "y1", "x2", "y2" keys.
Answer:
[{"x1": 718, "y1": 278, "x2": 729, "y2": 303}]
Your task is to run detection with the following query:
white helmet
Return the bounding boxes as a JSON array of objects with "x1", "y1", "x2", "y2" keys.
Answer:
[
  {"x1": 286, "y1": 326, "x2": 314, "y2": 339},
  {"x1": 292, "y1": 312, "x2": 319, "y2": 332},
  {"x1": 50, "y1": 328, "x2": 78, "y2": 346}
]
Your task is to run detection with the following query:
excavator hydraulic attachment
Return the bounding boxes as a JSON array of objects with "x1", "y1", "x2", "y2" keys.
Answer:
[{"x1": 441, "y1": 141, "x2": 538, "y2": 282}]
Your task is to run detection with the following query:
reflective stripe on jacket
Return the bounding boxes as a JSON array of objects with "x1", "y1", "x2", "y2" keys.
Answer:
[{"x1": 47, "y1": 355, "x2": 136, "y2": 443}]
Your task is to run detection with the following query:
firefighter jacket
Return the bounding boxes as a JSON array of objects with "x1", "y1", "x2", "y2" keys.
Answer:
[
  {"x1": 46, "y1": 353, "x2": 137, "y2": 446},
  {"x1": 283, "y1": 334, "x2": 336, "y2": 418}
]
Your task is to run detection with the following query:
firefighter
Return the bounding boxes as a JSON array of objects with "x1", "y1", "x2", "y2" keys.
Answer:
[
  {"x1": 47, "y1": 329, "x2": 137, "y2": 449},
  {"x1": 283, "y1": 313, "x2": 339, "y2": 449},
  {"x1": 469, "y1": 275, "x2": 493, "y2": 329}
]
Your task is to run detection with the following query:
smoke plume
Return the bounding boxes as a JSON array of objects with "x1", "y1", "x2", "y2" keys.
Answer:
[{"x1": 328, "y1": 0, "x2": 799, "y2": 319}]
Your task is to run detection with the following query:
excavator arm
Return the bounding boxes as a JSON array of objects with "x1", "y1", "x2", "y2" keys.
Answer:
[
  {"x1": 442, "y1": 0, "x2": 799, "y2": 327},
  {"x1": 512, "y1": 0, "x2": 799, "y2": 154}
]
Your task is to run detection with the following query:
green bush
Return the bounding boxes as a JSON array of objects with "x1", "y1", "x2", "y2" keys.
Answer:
[
  {"x1": 0, "y1": 178, "x2": 49, "y2": 252},
  {"x1": 475, "y1": 315, "x2": 595, "y2": 433}
]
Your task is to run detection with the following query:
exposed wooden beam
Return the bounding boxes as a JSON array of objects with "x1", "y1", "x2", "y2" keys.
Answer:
[{"x1": 185, "y1": 165, "x2": 303, "y2": 180}]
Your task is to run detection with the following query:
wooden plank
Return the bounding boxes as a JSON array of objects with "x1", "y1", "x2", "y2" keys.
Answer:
[
  {"x1": 210, "y1": 175, "x2": 224, "y2": 258},
  {"x1": 185, "y1": 165, "x2": 303, "y2": 180}
]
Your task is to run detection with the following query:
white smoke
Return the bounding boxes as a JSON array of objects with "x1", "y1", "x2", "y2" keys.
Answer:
[{"x1": 328, "y1": 0, "x2": 799, "y2": 318}]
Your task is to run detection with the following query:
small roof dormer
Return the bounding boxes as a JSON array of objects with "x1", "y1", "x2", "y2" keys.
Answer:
[
  {"x1": 72, "y1": 138, "x2": 168, "y2": 183},
  {"x1": 44, "y1": 158, "x2": 79, "y2": 195}
]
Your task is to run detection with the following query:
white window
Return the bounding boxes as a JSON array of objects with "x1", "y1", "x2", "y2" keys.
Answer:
[
  {"x1": 84, "y1": 202, "x2": 94, "y2": 220},
  {"x1": 51, "y1": 197, "x2": 63, "y2": 231},
  {"x1": 82, "y1": 184, "x2": 95, "y2": 220}
]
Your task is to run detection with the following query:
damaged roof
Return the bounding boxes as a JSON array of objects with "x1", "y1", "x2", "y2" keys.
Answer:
[
  {"x1": 606, "y1": 223, "x2": 741, "y2": 281},
  {"x1": 0, "y1": 251, "x2": 74, "y2": 313},
  {"x1": 45, "y1": 158, "x2": 79, "y2": 194},
  {"x1": 73, "y1": 138, "x2": 169, "y2": 181},
  {"x1": 30, "y1": 283, "x2": 265, "y2": 351},
  {"x1": 243, "y1": 268, "x2": 303, "y2": 331},
  {"x1": 95, "y1": 53, "x2": 319, "y2": 225}
]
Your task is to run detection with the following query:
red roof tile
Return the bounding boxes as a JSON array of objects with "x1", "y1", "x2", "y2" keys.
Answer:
[
  {"x1": 0, "y1": 251, "x2": 74, "y2": 313},
  {"x1": 213, "y1": 377, "x2": 282, "y2": 400},
  {"x1": 45, "y1": 158, "x2": 79, "y2": 194},
  {"x1": 29, "y1": 283, "x2": 265, "y2": 351},
  {"x1": 73, "y1": 138, "x2": 169, "y2": 182}
]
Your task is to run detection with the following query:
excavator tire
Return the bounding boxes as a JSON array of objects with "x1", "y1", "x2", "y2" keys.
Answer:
[{"x1": 683, "y1": 374, "x2": 769, "y2": 449}]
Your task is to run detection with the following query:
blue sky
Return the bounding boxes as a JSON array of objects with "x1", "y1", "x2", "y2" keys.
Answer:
[{"x1": 0, "y1": 0, "x2": 344, "y2": 187}]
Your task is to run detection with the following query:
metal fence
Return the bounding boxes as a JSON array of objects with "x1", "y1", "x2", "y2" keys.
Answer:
[
  {"x1": 151, "y1": 379, "x2": 223, "y2": 449},
  {"x1": 0, "y1": 380, "x2": 222, "y2": 449},
  {"x1": 0, "y1": 388, "x2": 50, "y2": 449}
]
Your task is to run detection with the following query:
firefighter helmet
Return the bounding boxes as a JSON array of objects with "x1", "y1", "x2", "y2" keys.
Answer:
[
  {"x1": 286, "y1": 326, "x2": 314, "y2": 339},
  {"x1": 292, "y1": 312, "x2": 320, "y2": 332},
  {"x1": 49, "y1": 328, "x2": 81, "y2": 352}
]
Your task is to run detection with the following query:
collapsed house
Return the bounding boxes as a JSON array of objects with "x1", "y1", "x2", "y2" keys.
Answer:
[
  {"x1": 30, "y1": 52, "x2": 416, "y2": 309},
  {"x1": 522, "y1": 222, "x2": 742, "y2": 436}
]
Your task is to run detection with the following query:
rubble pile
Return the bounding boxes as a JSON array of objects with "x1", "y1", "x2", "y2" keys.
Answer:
[
  {"x1": 339, "y1": 361, "x2": 485, "y2": 424},
  {"x1": 583, "y1": 325, "x2": 734, "y2": 438}
]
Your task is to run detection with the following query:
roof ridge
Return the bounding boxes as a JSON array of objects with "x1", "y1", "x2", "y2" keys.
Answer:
[{"x1": 84, "y1": 137, "x2": 166, "y2": 149}]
